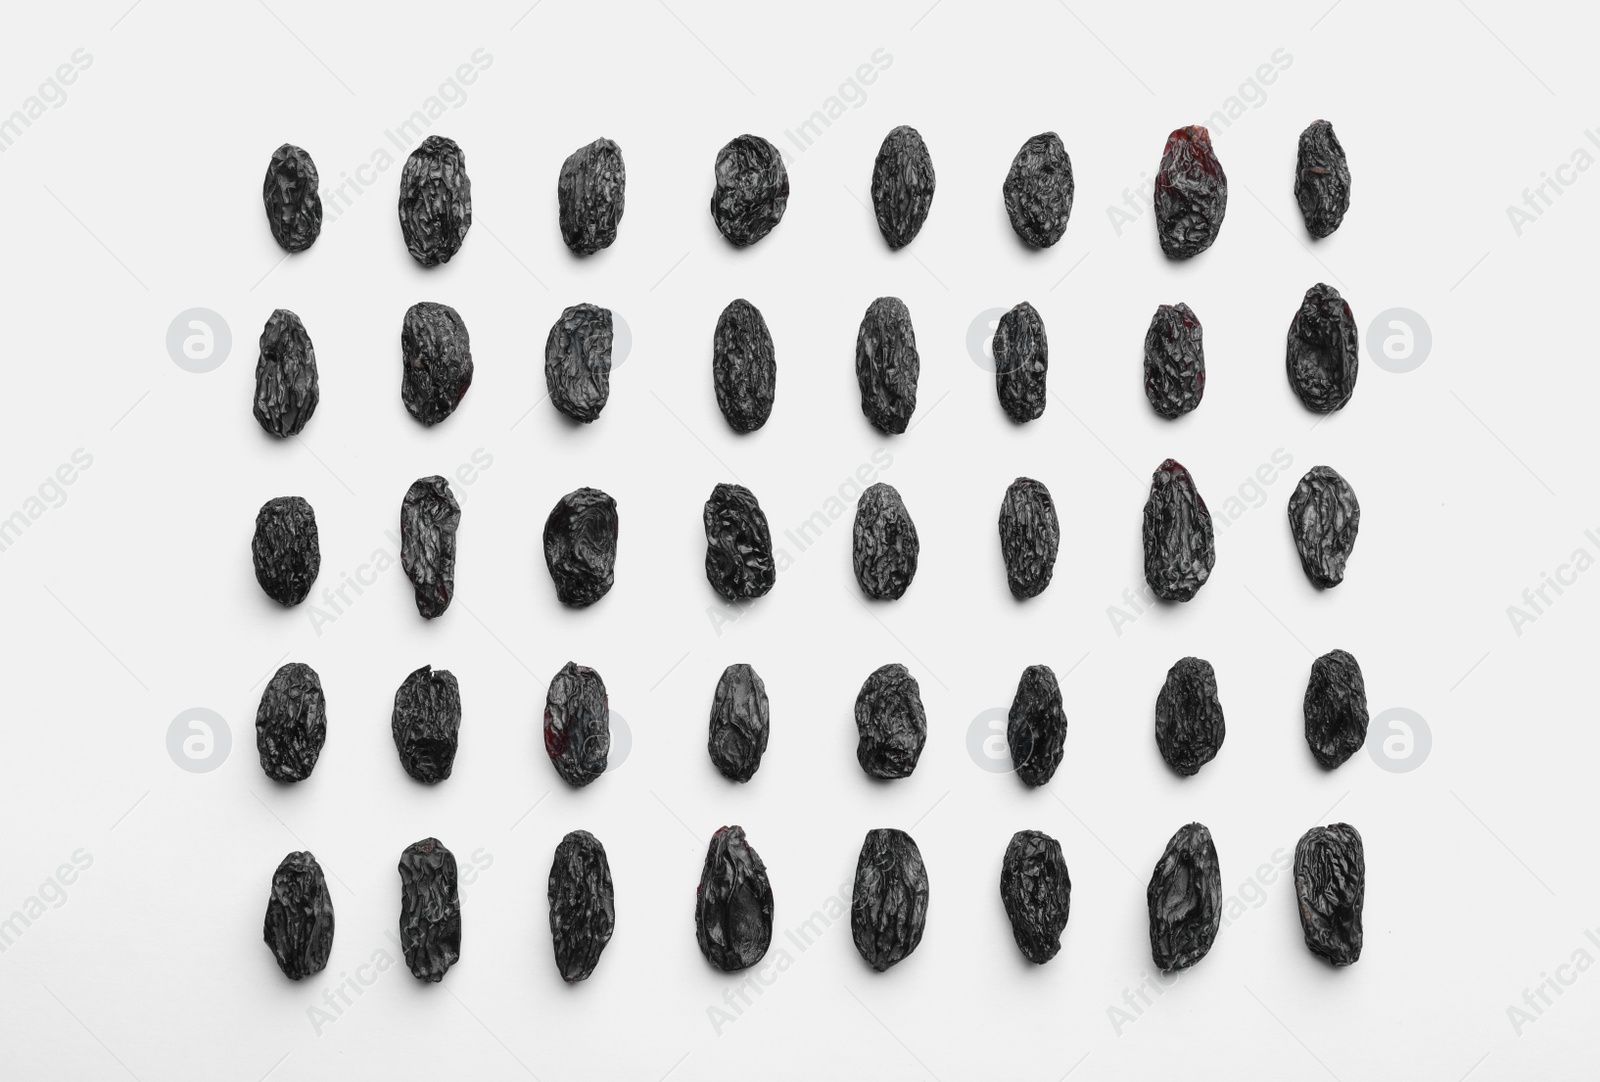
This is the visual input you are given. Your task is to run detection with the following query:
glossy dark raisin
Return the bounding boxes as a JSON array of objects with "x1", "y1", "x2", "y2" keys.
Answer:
[
  {"x1": 1000, "y1": 830, "x2": 1070, "y2": 964},
  {"x1": 855, "y1": 297, "x2": 920, "y2": 434},
  {"x1": 998, "y1": 477, "x2": 1059, "y2": 600},
  {"x1": 852, "y1": 828, "x2": 929, "y2": 972},
  {"x1": 1288, "y1": 465, "x2": 1360, "y2": 589},
  {"x1": 400, "y1": 476, "x2": 460, "y2": 619},
  {"x1": 1294, "y1": 120, "x2": 1351, "y2": 239},
  {"x1": 545, "y1": 303, "x2": 613, "y2": 424},
  {"x1": 255, "y1": 662, "x2": 327, "y2": 783},
  {"x1": 711, "y1": 299, "x2": 777, "y2": 433},
  {"x1": 263, "y1": 851, "x2": 333, "y2": 980},
  {"x1": 1002, "y1": 132, "x2": 1074, "y2": 247},
  {"x1": 708, "y1": 663, "x2": 769, "y2": 783},
  {"x1": 1007, "y1": 664, "x2": 1066, "y2": 786},
  {"x1": 710, "y1": 135, "x2": 789, "y2": 247},
  {"x1": 1294, "y1": 823, "x2": 1365, "y2": 965},
  {"x1": 694, "y1": 825, "x2": 774, "y2": 972},
  {"x1": 391, "y1": 665, "x2": 461, "y2": 784},
  {"x1": 262, "y1": 144, "x2": 321, "y2": 252},
  {"x1": 398, "y1": 838, "x2": 460, "y2": 982},
  {"x1": 400, "y1": 301, "x2": 473, "y2": 426},
  {"x1": 398, "y1": 135, "x2": 471, "y2": 267},
  {"x1": 1142, "y1": 459, "x2": 1215, "y2": 603},
  {"x1": 558, "y1": 137, "x2": 625, "y2": 255},
  {"x1": 1154, "y1": 126, "x2": 1227, "y2": 260},
  {"x1": 853, "y1": 483, "x2": 919, "y2": 601},
  {"x1": 1147, "y1": 822, "x2": 1221, "y2": 971},
  {"x1": 854, "y1": 663, "x2": 926, "y2": 780},
  {"x1": 542, "y1": 487, "x2": 619, "y2": 608},
  {"x1": 1304, "y1": 649, "x2": 1368, "y2": 769},
  {"x1": 871, "y1": 125, "x2": 935, "y2": 249},
  {"x1": 1286, "y1": 283, "x2": 1358, "y2": 412},
  {"x1": 703, "y1": 483, "x2": 776, "y2": 601},
  {"x1": 1143, "y1": 302, "x2": 1205, "y2": 418},
  {"x1": 252, "y1": 495, "x2": 320, "y2": 606},
  {"x1": 993, "y1": 301, "x2": 1048, "y2": 423},
  {"x1": 544, "y1": 661, "x2": 609, "y2": 787},
  {"x1": 1154, "y1": 656, "x2": 1224, "y2": 776},
  {"x1": 548, "y1": 830, "x2": 615, "y2": 982},
  {"x1": 252, "y1": 308, "x2": 319, "y2": 438}
]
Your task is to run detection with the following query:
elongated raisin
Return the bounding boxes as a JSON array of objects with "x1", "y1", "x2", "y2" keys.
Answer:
[
  {"x1": 545, "y1": 303, "x2": 614, "y2": 423},
  {"x1": 391, "y1": 665, "x2": 461, "y2": 784},
  {"x1": 1154, "y1": 126, "x2": 1227, "y2": 259},
  {"x1": 712, "y1": 299, "x2": 777, "y2": 433},
  {"x1": 255, "y1": 662, "x2": 327, "y2": 783},
  {"x1": 1286, "y1": 283, "x2": 1358, "y2": 412},
  {"x1": 854, "y1": 663, "x2": 927, "y2": 780},
  {"x1": 1000, "y1": 830, "x2": 1070, "y2": 964},
  {"x1": 544, "y1": 661, "x2": 609, "y2": 787},
  {"x1": 1294, "y1": 120, "x2": 1351, "y2": 239},
  {"x1": 695, "y1": 825, "x2": 774, "y2": 971},
  {"x1": 252, "y1": 495, "x2": 320, "y2": 606},
  {"x1": 558, "y1": 137, "x2": 625, "y2": 255},
  {"x1": 252, "y1": 309, "x2": 319, "y2": 438},
  {"x1": 401, "y1": 476, "x2": 460, "y2": 619},
  {"x1": 1007, "y1": 664, "x2": 1066, "y2": 786},
  {"x1": 1304, "y1": 649, "x2": 1368, "y2": 769},
  {"x1": 1294, "y1": 823, "x2": 1365, "y2": 965},
  {"x1": 400, "y1": 301, "x2": 473, "y2": 426},
  {"x1": 1147, "y1": 822, "x2": 1221, "y2": 971},
  {"x1": 871, "y1": 125, "x2": 935, "y2": 249},
  {"x1": 703, "y1": 483, "x2": 776, "y2": 600},
  {"x1": 998, "y1": 478, "x2": 1059, "y2": 600},
  {"x1": 542, "y1": 487, "x2": 618, "y2": 608},
  {"x1": 1154, "y1": 657, "x2": 1224, "y2": 776},
  {"x1": 1142, "y1": 459, "x2": 1215, "y2": 602},
  {"x1": 708, "y1": 663, "x2": 769, "y2": 783},
  {"x1": 1288, "y1": 465, "x2": 1360, "y2": 588},
  {"x1": 852, "y1": 828, "x2": 929, "y2": 972},
  {"x1": 1002, "y1": 132, "x2": 1074, "y2": 247},
  {"x1": 853, "y1": 483, "x2": 919, "y2": 600},
  {"x1": 263, "y1": 851, "x2": 333, "y2": 979},
  {"x1": 993, "y1": 301, "x2": 1048, "y2": 423},
  {"x1": 262, "y1": 144, "x2": 321, "y2": 252},
  {"x1": 1143, "y1": 303, "x2": 1205, "y2": 418},
  {"x1": 548, "y1": 830, "x2": 615, "y2": 982},
  {"x1": 398, "y1": 135, "x2": 471, "y2": 267},
  {"x1": 398, "y1": 838, "x2": 460, "y2": 982},
  {"x1": 855, "y1": 297, "x2": 920, "y2": 434},
  {"x1": 710, "y1": 135, "x2": 789, "y2": 247}
]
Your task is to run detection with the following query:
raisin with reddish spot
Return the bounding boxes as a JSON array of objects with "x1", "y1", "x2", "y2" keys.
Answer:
[
  {"x1": 1154, "y1": 126, "x2": 1227, "y2": 259},
  {"x1": 544, "y1": 661, "x2": 610, "y2": 787}
]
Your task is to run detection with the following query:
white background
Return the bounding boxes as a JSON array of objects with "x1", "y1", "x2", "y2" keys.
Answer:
[{"x1": 0, "y1": 0, "x2": 1592, "y2": 1078}]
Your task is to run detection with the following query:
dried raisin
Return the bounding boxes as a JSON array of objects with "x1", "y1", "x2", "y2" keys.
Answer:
[
  {"x1": 542, "y1": 487, "x2": 618, "y2": 608},
  {"x1": 703, "y1": 483, "x2": 776, "y2": 601},
  {"x1": 993, "y1": 301, "x2": 1048, "y2": 423},
  {"x1": 1002, "y1": 132, "x2": 1074, "y2": 248},
  {"x1": 252, "y1": 309, "x2": 319, "y2": 438},
  {"x1": 1142, "y1": 459, "x2": 1215, "y2": 602},
  {"x1": 1286, "y1": 283, "x2": 1358, "y2": 412},
  {"x1": 398, "y1": 135, "x2": 471, "y2": 267},
  {"x1": 1147, "y1": 822, "x2": 1221, "y2": 971},
  {"x1": 255, "y1": 662, "x2": 327, "y2": 783},
  {"x1": 1000, "y1": 830, "x2": 1070, "y2": 964},
  {"x1": 1294, "y1": 823, "x2": 1364, "y2": 965},
  {"x1": 558, "y1": 137, "x2": 625, "y2": 255},
  {"x1": 1154, "y1": 126, "x2": 1227, "y2": 260},
  {"x1": 400, "y1": 476, "x2": 460, "y2": 619},
  {"x1": 1007, "y1": 664, "x2": 1066, "y2": 786},
  {"x1": 1154, "y1": 656, "x2": 1224, "y2": 776},
  {"x1": 548, "y1": 830, "x2": 615, "y2": 982},
  {"x1": 1143, "y1": 302, "x2": 1205, "y2": 418},
  {"x1": 400, "y1": 301, "x2": 473, "y2": 426},
  {"x1": 1303, "y1": 649, "x2": 1368, "y2": 769},
  {"x1": 852, "y1": 828, "x2": 929, "y2": 972},
  {"x1": 710, "y1": 135, "x2": 789, "y2": 247},
  {"x1": 263, "y1": 851, "x2": 333, "y2": 980},
  {"x1": 711, "y1": 299, "x2": 777, "y2": 433},
  {"x1": 545, "y1": 303, "x2": 614, "y2": 424},
  {"x1": 854, "y1": 663, "x2": 926, "y2": 780},
  {"x1": 544, "y1": 661, "x2": 609, "y2": 787},
  {"x1": 997, "y1": 477, "x2": 1059, "y2": 599},
  {"x1": 391, "y1": 665, "x2": 461, "y2": 784},
  {"x1": 871, "y1": 125, "x2": 935, "y2": 249},
  {"x1": 1294, "y1": 120, "x2": 1351, "y2": 239},
  {"x1": 852, "y1": 483, "x2": 919, "y2": 601},
  {"x1": 398, "y1": 838, "x2": 461, "y2": 982},
  {"x1": 252, "y1": 495, "x2": 320, "y2": 606},
  {"x1": 695, "y1": 825, "x2": 774, "y2": 971},
  {"x1": 855, "y1": 297, "x2": 920, "y2": 434},
  {"x1": 262, "y1": 144, "x2": 321, "y2": 252},
  {"x1": 708, "y1": 663, "x2": 769, "y2": 783},
  {"x1": 1288, "y1": 465, "x2": 1360, "y2": 589}
]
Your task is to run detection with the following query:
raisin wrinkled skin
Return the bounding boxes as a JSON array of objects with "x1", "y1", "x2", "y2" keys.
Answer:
[
  {"x1": 1147, "y1": 822, "x2": 1222, "y2": 971},
  {"x1": 558, "y1": 137, "x2": 625, "y2": 255},
  {"x1": 710, "y1": 135, "x2": 789, "y2": 247},
  {"x1": 695, "y1": 825, "x2": 774, "y2": 972},
  {"x1": 1154, "y1": 657, "x2": 1225, "y2": 776},
  {"x1": 1007, "y1": 664, "x2": 1066, "y2": 786},
  {"x1": 255, "y1": 662, "x2": 327, "y2": 783},
  {"x1": 703, "y1": 483, "x2": 776, "y2": 601},
  {"x1": 1143, "y1": 303, "x2": 1205, "y2": 418},
  {"x1": 544, "y1": 662, "x2": 610, "y2": 787},
  {"x1": 543, "y1": 487, "x2": 618, "y2": 608},
  {"x1": 1295, "y1": 823, "x2": 1365, "y2": 966},
  {"x1": 263, "y1": 851, "x2": 333, "y2": 980},
  {"x1": 262, "y1": 144, "x2": 321, "y2": 252},
  {"x1": 852, "y1": 828, "x2": 929, "y2": 972},
  {"x1": 855, "y1": 297, "x2": 920, "y2": 434},
  {"x1": 398, "y1": 135, "x2": 471, "y2": 267},
  {"x1": 708, "y1": 663, "x2": 770, "y2": 783},
  {"x1": 854, "y1": 663, "x2": 927, "y2": 780},
  {"x1": 998, "y1": 477, "x2": 1059, "y2": 600},
  {"x1": 401, "y1": 476, "x2": 460, "y2": 619},
  {"x1": 1288, "y1": 465, "x2": 1360, "y2": 589},
  {"x1": 400, "y1": 301, "x2": 473, "y2": 426},
  {"x1": 252, "y1": 308, "x2": 319, "y2": 438},
  {"x1": 545, "y1": 303, "x2": 614, "y2": 424},
  {"x1": 853, "y1": 483, "x2": 919, "y2": 601},
  {"x1": 871, "y1": 125, "x2": 935, "y2": 249},
  {"x1": 1304, "y1": 649, "x2": 1368, "y2": 769},
  {"x1": 1142, "y1": 459, "x2": 1215, "y2": 603},
  {"x1": 548, "y1": 830, "x2": 615, "y2": 982},
  {"x1": 1286, "y1": 283, "x2": 1358, "y2": 412},
  {"x1": 391, "y1": 665, "x2": 461, "y2": 784},
  {"x1": 1002, "y1": 132, "x2": 1074, "y2": 248},
  {"x1": 1154, "y1": 126, "x2": 1227, "y2": 260},
  {"x1": 1000, "y1": 830, "x2": 1071, "y2": 964},
  {"x1": 398, "y1": 838, "x2": 461, "y2": 982},
  {"x1": 1294, "y1": 120, "x2": 1351, "y2": 239},
  {"x1": 252, "y1": 495, "x2": 320, "y2": 606},
  {"x1": 993, "y1": 301, "x2": 1048, "y2": 423},
  {"x1": 712, "y1": 299, "x2": 777, "y2": 433}
]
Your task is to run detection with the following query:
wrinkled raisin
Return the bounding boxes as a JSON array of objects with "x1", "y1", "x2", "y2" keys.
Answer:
[
  {"x1": 1154, "y1": 656, "x2": 1224, "y2": 776},
  {"x1": 1288, "y1": 465, "x2": 1360, "y2": 589},
  {"x1": 544, "y1": 661, "x2": 609, "y2": 787},
  {"x1": 401, "y1": 476, "x2": 460, "y2": 619},
  {"x1": 252, "y1": 309, "x2": 319, "y2": 438},
  {"x1": 998, "y1": 477, "x2": 1059, "y2": 600},
  {"x1": 695, "y1": 825, "x2": 774, "y2": 971},
  {"x1": 1007, "y1": 664, "x2": 1066, "y2": 786},
  {"x1": 710, "y1": 135, "x2": 789, "y2": 247},
  {"x1": 852, "y1": 828, "x2": 929, "y2": 972},
  {"x1": 398, "y1": 135, "x2": 471, "y2": 267},
  {"x1": 398, "y1": 838, "x2": 460, "y2": 982},
  {"x1": 545, "y1": 303, "x2": 614, "y2": 424},
  {"x1": 854, "y1": 663, "x2": 926, "y2": 780},
  {"x1": 1286, "y1": 283, "x2": 1358, "y2": 412},
  {"x1": 708, "y1": 663, "x2": 769, "y2": 783},
  {"x1": 1000, "y1": 830, "x2": 1071, "y2": 964},
  {"x1": 263, "y1": 851, "x2": 333, "y2": 980},
  {"x1": 400, "y1": 301, "x2": 473, "y2": 426},
  {"x1": 1142, "y1": 459, "x2": 1215, "y2": 602},
  {"x1": 1294, "y1": 823, "x2": 1365, "y2": 965},
  {"x1": 712, "y1": 299, "x2": 777, "y2": 433},
  {"x1": 855, "y1": 297, "x2": 920, "y2": 434},
  {"x1": 853, "y1": 482, "x2": 919, "y2": 601},
  {"x1": 558, "y1": 137, "x2": 625, "y2": 255},
  {"x1": 262, "y1": 144, "x2": 321, "y2": 252},
  {"x1": 1294, "y1": 120, "x2": 1351, "y2": 239},
  {"x1": 871, "y1": 125, "x2": 935, "y2": 249},
  {"x1": 255, "y1": 662, "x2": 327, "y2": 783},
  {"x1": 1002, "y1": 132, "x2": 1074, "y2": 248},
  {"x1": 1304, "y1": 649, "x2": 1368, "y2": 769},
  {"x1": 1147, "y1": 822, "x2": 1221, "y2": 971},
  {"x1": 703, "y1": 483, "x2": 776, "y2": 601},
  {"x1": 993, "y1": 301, "x2": 1048, "y2": 423},
  {"x1": 1154, "y1": 126, "x2": 1227, "y2": 260},
  {"x1": 548, "y1": 830, "x2": 615, "y2": 982},
  {"x1": 542, "y1": 487, "x2": 618, "y2": 608},
  {"x1": 252, "y1": 495, "x2": 320, "y2": 606},
  {"x1": 1143, "y1": 302, "x2": 1205, "y2": 418},
  {"x1": 391, "y1": 665, "x2": 461, "y2": 784}
]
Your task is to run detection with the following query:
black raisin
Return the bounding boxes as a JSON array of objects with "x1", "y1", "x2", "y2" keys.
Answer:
[
  {"x1": 542, "y1": 487, "x2": 618, "y2": 608},
  {"x1": 1000, "y1": 830, "x2": 1071, "y2": 964},
  {"x1": 544, "y1": 661, "x2": 609, "y2": 787},
  {"x1": 998, "y1": 477, "x2": 1059, "y2": 600},
  {"x1": 1288, "y1": 465, "x2": 1360, "y2": 589},
  {"x1": 1147, "y1": 822, "x2": 1222, "y2": 971},
  {"x1": 262, "y1": 144, "x2": 321, "y2": 252},
  {"x1": 854, "y1": 663, "x2": 926, "y2": 780},
  {"x1": 870, "y1": 125, "x2": 935, "y2": 249},
  {"x1": 1007, "y1": 664, "x2": 1066, "y2": 786},
  {"x1": 1286, "y1": 283, "x2": 1358, "y2": 412},
  {"x1": 398, "y1": 135, "x2": 471, "y2": 267},
  {"x1": 1143, "y1": 303, "x2": 1205, "y2": 418},
  {"x1": 1303, "y1": 649, "x2": 1368, "y2": 769},
  {"x1": 255, "y1": 662, "x2": 327, "y2": 783},
  {"x1": 548, "y1": 830, "x2": 615, "y2": 982},
  {"x1": 853, "y1": 483, "x2": 919, "y2": 601},
  {"x1": 710, "y1": 135, "x2": 789, "y2": 247},
  {"x1": 708, "y1": 663, "x2": 770, "y2": 783},
  {"x1": 711, "y1": 299, "x2": 777, "y2": 433},
  {"x1": 993, "y1": 300, "x2": 1048, "y2": 423},
  {"x1": 558, "y1": 137, "x2": 625, "y2": 255},
  {"x1": 252, "y1": 308, "x2": 319, "y2": 438},
  {"x1": 398, "y1": 838, "x2": 461, "y2": 982},
  {"x1": 400, "y1": 301, "x2": 473, "y2": 426},
  {"x1": 1154, "y1": 126, "x2": 1227, "y2": 260},
  {"x1": 1294, "y1": 823, "x2": 1365, "y2": 966},
  {"x1": 1294, "y1": 120, "x2": 1351, "y2": 239},
  {"x1": 1142, "y1": 459, "x2": 1215, "y2": 603},
  {"x1": 694, "y1": 825, "x2": 774, "y2": 972},
  {"x1": 252, "y1": 495, "x2": 320, "y2": 606},
  {"x1": 391, "y1": 665, "x2": 461, "y2": 784},
  {"x1": 851, "y1": 828, "x2": 929, "y2": 972},
  {"x1": 855, "y1": 297, "x2": 920, "y2": 434},
  {"x1": 263, "y1": 850, "x2": 333, "y2": 980},
  {"x1": 1154, "y1": 657, "x2": 1225, "y2": 776},
  {"x1": 1002, "y1": 132, "x2": 1074, "y2": 248},
  {"x1": 400, "y1": 476, "x2": 460, "y2": 620},
  {"x1": 703, "y1": 483, "x2": 776, "y2": 601},
  {"x1": 545, "y1": 303, "x2": 613, "y2": 423}
]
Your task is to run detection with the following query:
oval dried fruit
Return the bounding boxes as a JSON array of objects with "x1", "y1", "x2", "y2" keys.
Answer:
[
  {"x1": 871, "y1": 125, "x2": 935, "y2": 249},
  {"x1": 548, "y1": 830, "x2": 615, "y2": 982},
  {"x1": 1154, "y1": 125, "x2": 1227, "y2": 259},
  {"x1": 255, "y1": 662, "x2": 327, "y2": 783},
  {"x1": 400, "y1": 301, "x2": 473, "y2": 426},
  {"x1": 1294, "y1": 823, "x2": 1365, "y2": 965},
  {"x1": 544, "y1": 661, "x2": 610, "y2": 787},
  {"x1": 1288, "y1": 465, "x2": 1360, "y2": 589},
  {"x1": 1286, "y1": 282, "x2": 1358, "y2": 412},
  {"x1": 1147, "y1": 822, "x2": 1222, "y2": 971},
  {"x1": 1304, "y1": 649, "x2": 1368, "y2": 769},
  {"x1": 708, "y1": 663, "x2": 770, "y2": 783},
  {"x1": 1007, "y1": 664, "x2": 1066, "y2": 786},
  {"x1": 853, "y1": 482, "x2": 919, "y2": 601},
  {"x1": 711, "y1": 299, "x2": 777, "y2": 433},
  {"x1": 1154, "y1": 656, "x2": 1224, "y2": 776},
  {"x1": 1000, "y1": 830, "x2": 1071, "y2": 964},
  {"x1": 703, "y1": 483, "x2": 776, "y2": 601},
  {"x1": 545, "y1": 302, "x2": 614, "y2": 424},
  {"x1": 542, "y1": 487, "x2": 618, "y2": 608},
  {"x1": 252, "y1": 308, "x2": 319, "y2": 438},
  {"x1": 398, "y1": 837, "x2": 460, "y2": 982},
  {"x1": 998, "y1": 477, "x2": 1059, "y2": 600},
  {"x1": 398, "y1": 134, "x2": 472, "y2": 267},
  {"x1": 852, "y1": 828, "x2": 929, "y2": 972},
  {"x1": 710, "y1": 134, "x2": 789, "y2": 247},
  {"x1": 262, "y1": 144, "x2": 321, "y2": 252},
  {"x1": 855, "y1": 296, "x2": 920, "y2": 434},
  {"x1": 263, "y1": 851, "x2": 333, "y2": 980},
  {"x1": 854, "y1": 663, "x2": 926, "y2": 780},
  {"x1": 1143, "y1": 302, "x2": 1205, "y2": 418},
  {"x1": 1002, "y1": 132, "x2": 1074, "y2": 248},
  {"x1": 391, "y1": 665, "x2": 461, "y2": 784},
  {"x1": 401, "y1": 476, "x2": 460, "y2": 619},
  {"x1": 252, "y1": 495, "x2": 320, "y2": 606},
  {"x1": 694, "y1": 825, "x2": 774, "y2": 972},
  {"x1": 558, "y1": 137, "x2": 625, "y2": 255},
  {"x1": 1142, "y1": 459, "x2": 1215, "y2": 603},
  {"x1": 993, "y1": 300, "x2": 1048, "y2": 423},
  {"x1": 1294, "y1": 120, "x2": 1351, "y2": 239}
]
